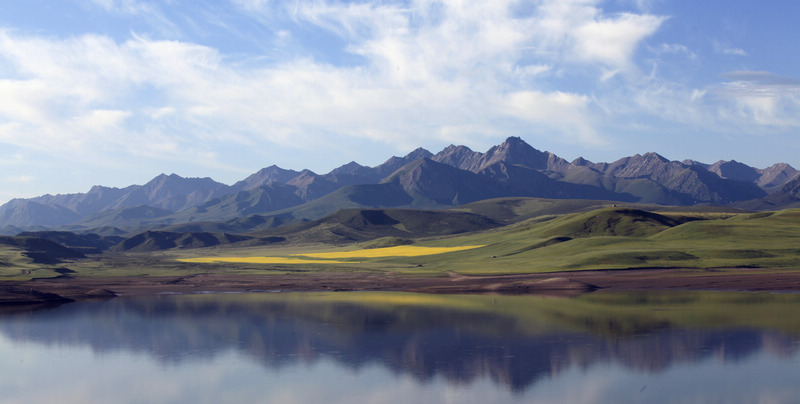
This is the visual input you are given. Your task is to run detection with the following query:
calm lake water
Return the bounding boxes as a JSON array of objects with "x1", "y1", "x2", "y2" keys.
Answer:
[{"x1": 1, "y1": 291, "x2": 799, "y2": 404}]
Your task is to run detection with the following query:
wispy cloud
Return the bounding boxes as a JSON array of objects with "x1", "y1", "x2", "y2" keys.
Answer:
[
  {"x1": 713, "y1": 40, "x2": 747, "y2": 57},
  {"x1": 655, "y1": 43, "x2": 696, "y2": 59},
  {"x1": 0, "y1": 0, "x2": 668, "y2": 164},
  {"x1": 0, "y1": 0, "x2": 795, "y2": 197},
  {"x1": 723, "y1": 48, "x2": 747, "y2": 56},
  {"x1": 706, "y1": 71, "x2": 800, "y2": 127}
]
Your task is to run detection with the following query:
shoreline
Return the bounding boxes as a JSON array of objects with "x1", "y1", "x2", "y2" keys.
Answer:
[{"x1": 3, "y1": 267, "x2": 800, "y2": 306}]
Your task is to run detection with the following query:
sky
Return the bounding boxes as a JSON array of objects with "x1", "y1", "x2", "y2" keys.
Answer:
[{"x1": 0, "y1": 0, "x2": 799, "y2": 204}]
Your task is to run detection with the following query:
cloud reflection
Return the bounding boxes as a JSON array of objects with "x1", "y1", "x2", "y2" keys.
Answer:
[{"x1": 0, "y1": 292, "x2": 799, "y2": 403}]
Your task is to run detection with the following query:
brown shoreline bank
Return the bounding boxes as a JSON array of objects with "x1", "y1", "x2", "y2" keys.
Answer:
[{"x1": 3, "y1": 268, "x2": 800, "y2": 306}]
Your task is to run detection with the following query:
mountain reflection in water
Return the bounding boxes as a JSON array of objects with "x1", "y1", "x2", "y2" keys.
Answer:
[{"x1": 1, "y1": 291, "x2": 799, "y2": 403}]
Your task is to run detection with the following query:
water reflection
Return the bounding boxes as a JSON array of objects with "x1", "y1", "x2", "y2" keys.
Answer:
[{"x1": 1, "y1": 291, "x2": 799, "y2": 403}]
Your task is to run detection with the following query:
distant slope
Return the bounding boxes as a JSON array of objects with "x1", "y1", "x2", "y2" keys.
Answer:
[
  {"x1": 169, "y1": 184, "x2": 304, "y2": 224},
  {"x1": 260, "y1": 182, "x2": 417, "y2": 223},
  {"x1": 108, "y1": 231, "x2": 279, "y2": 253},
  {"x1": 70, "y1": 205, "x2": 176, "y2": 230},
  {"x1": 381, "y1": 158, "x2": 506, "y2": 205},
  {"x1": 449, "y1": 197, "x2": 625, "y2": 223},
  {"x1": 735, "y1": 175, "x2": 800, "y2": 210},
  {"x1": 253, "y1": 208, "x2": 503, "y2": 244},
  {"x1": 0, "y1": 199, "x2": 81, "y2": 227},
  {"x1": 0, "y1": 236, "x2": 85, "y2": 265},
  {"x1": 388, "y1": 207, "x2": 800, "y2": 274},
  {"x1": 0, "y1": 173, "x2": 229, "y2": 228},
  {"x1": 536, "y1": 208, "x2": 682, "y2": 238},
  {"x1": 17, "y1": 231, "x2": 124, "y2": 254},
  {"x1": 0, "y1": 137, "x2": 791, "y2": 231}
]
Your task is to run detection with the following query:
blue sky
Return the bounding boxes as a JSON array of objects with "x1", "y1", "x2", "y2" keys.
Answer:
[{"x1": 0, "y1": 0, "x2": 798, "y2": 203}]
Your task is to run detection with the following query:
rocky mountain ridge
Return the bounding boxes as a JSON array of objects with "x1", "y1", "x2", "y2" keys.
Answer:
[{"x1": 0, "y1": 137, "x2": 796, "y2": 233}]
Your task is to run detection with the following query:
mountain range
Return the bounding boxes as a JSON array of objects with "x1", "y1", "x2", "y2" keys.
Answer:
[{"x1": 2, "y1": 137, "x2": 798, "y2": 235}]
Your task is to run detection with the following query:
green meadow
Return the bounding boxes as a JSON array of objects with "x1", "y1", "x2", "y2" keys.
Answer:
[
  {"x1": 4, "y1": 206, "x2": 800, "y2": 279},
  {"x1": 159, "y1": 207, "x2": 800, "y2": 276},
  {"x1": 392, "y1": 208, "x2": 800, "y2": 274}
]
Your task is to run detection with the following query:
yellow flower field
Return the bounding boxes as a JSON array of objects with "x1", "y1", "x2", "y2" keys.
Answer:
[
  {"x1": 177, "y1": 245, "x2": 484, "y2": 265},
  {"x1": 177, "y1": 257, "x2": 349, "y2": 264},
  {"x1": 294, "y1": 245, "x2": 485, "y2": 259}
]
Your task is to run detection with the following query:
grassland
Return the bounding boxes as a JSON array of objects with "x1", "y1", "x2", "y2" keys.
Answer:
[
  {"x1": 162, "y1": 207, "x2": 800, "y2": 276},
  {"x1": 4, "y1": 206, "x2": 800, "y2": 283},
  {"x1": 0, "y1": 245, "x2": 44, "y2": 280},
  {"x1": 375, "y1": 207, "x2": 800, "y2": 274}
]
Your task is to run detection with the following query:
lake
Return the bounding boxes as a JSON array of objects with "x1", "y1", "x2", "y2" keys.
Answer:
[{"x1": 1, "y1": 291, "x2": 799, "y2": 403}]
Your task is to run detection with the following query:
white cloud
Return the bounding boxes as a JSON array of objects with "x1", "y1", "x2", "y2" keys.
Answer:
[
  {"x1": 713, "y1": 41, "x2": 747, "y2": 57},
  {"x1": 723, "y1": 48, "x2": 747, "y2": 56},
  {"x1": 630, "y1": 71, "x2": 800, "y2": 133},
  {"x1": 5, "y1": 175, "x2": 34, "y2": 184},
  {"x1": 573, "y1": 12, "x2": 665, "y2": 71},
  {"x1": 657, "y1": 43, "x2": 696, "y2": 59},
  {"x1": 0, "y1": 0, "x2": 670, "y2": 186},
  {"x1": 707, "y1": 72, "x2": 800, "y2": 127},
  {"x1": 504, "y1": 90, "x2": 601, "y2": 145}
]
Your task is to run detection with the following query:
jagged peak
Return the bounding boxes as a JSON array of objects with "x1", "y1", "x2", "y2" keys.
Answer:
[
  {"x1": 89, "y1": 184, "x2": 121, "y2": 192},
  {"x1": 682, "y1": 159, "x2": 708, "y2": 168},
  {"x1": 501, "y1": 136, "x2": 526, "y2": 145},
  {"x1": 145, "y1": 173, "x2": 179, "y2": 185},
  {"x1": 328, "y1": 161, "x2": 367, "y2": 175},
  {"x1": 639, "y1": 152, "x2": 669, "y2": 162},
  {"x1": 404, "y1": 147, "x2": 433, "y2": 160},
  {"x1": 491, "y1": 137, "x2": 542, "y2": 155},
  {"x1": 439, "y1": 144, "x2": 475, "y2": 153},
  {"x1": 144, "y1": 173, "x2": 221, "y2": 186},
  {"x1": 257, "y1": 164, "x2": 290, "y2": 172},
  {"x1": 297, "y1": 169, "x2": 318, "y2": 176},
  {"x1": 759, "y1": 162, "x2": 795, "y2": 172},
  {"x1": 341, "y1": 161, "x2": 364, "y2": 168},
  {"x1": 571, "y1": 157, "x2": 591, "y2": 166}
]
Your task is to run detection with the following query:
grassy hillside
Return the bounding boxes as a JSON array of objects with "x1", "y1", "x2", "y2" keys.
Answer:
[
  {"x1": 0, "y1": 236, "x2": 85, "y2": 280},
  {"x1": 396, "y1": 208, "x2": 800, "y2": 274},
  {"x1": 9, "y1": 200, "x2": 800, "y2": 280},
  {"x1": 160, "y1": 207, "x2": 800, "y2": 276}
]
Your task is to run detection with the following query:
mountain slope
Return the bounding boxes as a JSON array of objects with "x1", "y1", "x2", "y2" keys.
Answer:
[
  {"x1": 0, "y1": 236, "x2": 86, "y2": 264},
  {"x1": 0, "y1": 199, "x2": 82, "y2": 228},
  {"x1": 0, "y1": 137, "x2": 792, "y2": 231},
  {"x1": 382, "y1": 158, "x2": 505, "y2": 205},
  {"x1": 17, "y1": 231, "x2": 124, "y2": 254},
  {"x1": 108, "y1": 231, "x2": 262, "y2": 253},
  {"x1": 736, "y1": 175, "x2": 800, "y2": 210},
  {"x1": 252, "y1": 208, "x2": 503, "y2": 244}
]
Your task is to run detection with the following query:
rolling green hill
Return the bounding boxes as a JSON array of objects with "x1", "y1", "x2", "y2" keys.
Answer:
[{"x1": 364, "y1": 207, "x2": 800, "y2": 274}]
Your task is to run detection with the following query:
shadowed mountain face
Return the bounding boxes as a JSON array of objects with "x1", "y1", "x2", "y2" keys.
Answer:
[
  {"x1": 0, "y1": 137, "x2": 793, "y2": 231},
  {"x1": 0, "y1": 235, "x2": 85, "y2": 264},
  {"x1": 253, "y1": 208, "x2": 504, "y2": 244},
  {"x1": 107, "y1": 230, "x2": 263, "y2": 253},
  {"x1": 736, "y1": 175, "x2": 800, "y2": 210},
  {"x1": 16, "y1": 231, "x2": 123, "y2": 255}
]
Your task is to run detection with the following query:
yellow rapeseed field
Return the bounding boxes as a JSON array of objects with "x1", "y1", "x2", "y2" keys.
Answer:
[
  {"x1": 177, "y1": 245, "x2": 484, "y2": 265},
  {"x1": 177, "y1": 257, "x2": 349, "y2": 264},
  {"x1": 295, "y1": 245, "x2": 484, "y2": 259}
]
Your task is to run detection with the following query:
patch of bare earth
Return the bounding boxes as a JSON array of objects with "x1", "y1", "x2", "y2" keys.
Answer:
[{"x1": 3, "y1": 267, "x2": 800, "y2": 306}]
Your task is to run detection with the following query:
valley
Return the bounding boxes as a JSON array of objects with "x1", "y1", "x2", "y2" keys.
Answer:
[{"x1": 1, "y1": 138, "x2": 800, "y2": 305}]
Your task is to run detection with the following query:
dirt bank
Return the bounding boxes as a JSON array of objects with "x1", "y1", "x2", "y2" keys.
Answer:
[{"x1": 2, "y1": 267, "x2": 800, "y2": 306}]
